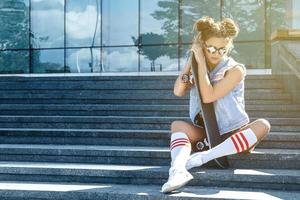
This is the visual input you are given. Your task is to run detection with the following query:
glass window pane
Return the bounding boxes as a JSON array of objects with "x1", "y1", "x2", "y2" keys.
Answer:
[
  {"x1": 270, "y1": 1, "x2": 292, "y2": 35},
  {"x1": 66, "y1": 48, "x2": 101, "y2": 73},
  {"x1": 182, "y1": 0, "x2": 220, "y2": 43},
  {"x1": 141, "y1": 0, "x2": 178, "y2": 45},
  {"x1": 292, "y1": 1, "x2": 300, "y2": 28},
  {"x1": 31, "y1": 0, "x2": 64, "y2": 48},
  {"x1": 0, "y1": 50, "x2": 29, "y2": 73},
  {"x1": 223, "y1": 0, "x2": 265, "y2": 41},
  {"x1": 102, "y1": 0, "x2": 138, "y2": 46},
  {"x1": 0, "y1": 0, "x2": 29, "y2": 50},
  {"x1": 231, "y1": 42, "x2": 265, "y2": 69},
  {"x1": 179, "y1": 44, "x2": 191, "y2": 71},
  {"x1": 32, "y1": 49, "x2": 64, "y2": 73},
  {"x1": 140, "y1": 45, "x2": 178, "y2": 72},
  {"x1": 66, "y1": 0, "x2": 101, "y2": 47},
  {"x1": 103, "y1": 47, "x2": 138, "y2": 72}
]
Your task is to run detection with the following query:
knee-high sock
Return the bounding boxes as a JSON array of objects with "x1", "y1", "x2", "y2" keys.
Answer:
[
  {"x1": 201, "y1": 128, "x2": 257, "y2": 164},
  {"x1": 170, "y1": 132, "x2": 191, "y2": 169}
]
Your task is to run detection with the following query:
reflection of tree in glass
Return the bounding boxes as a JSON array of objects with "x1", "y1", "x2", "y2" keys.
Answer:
[
  {"x1": 224, "y1": 0, "x2": 288, "y2": 68},
  {"x1": 151, "y1": 0, "x2": 218, "y2": 58},
  {"x1": 269, "y1": 0, "x2": 290, "y2": 33},
  {"x1": 151, "y1": 0, "x2": 288, "y2": 69},
  {"x1": 223, "y1": 0, "x2": 266, "y2": 40},
  {"x1": 0, "y1": 0, "x2": 29, "y2": 73},
  {"x1": 132, "y1": 32, "x2": 167, "y2": 71},
  {"x1": 150, "y1": 0, "x2": 178, "y2": 44}
]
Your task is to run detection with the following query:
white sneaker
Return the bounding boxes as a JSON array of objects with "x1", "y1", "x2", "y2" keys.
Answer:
[
  {"x1": 186, "y1": 152, "x2": 204, "y2": 170},
  {"x1": 161, "y1": 167, "x2": 193, "y2": 193}
]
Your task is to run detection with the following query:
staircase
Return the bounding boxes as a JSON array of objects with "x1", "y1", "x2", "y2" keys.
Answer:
[{"x1": 0, "y1": 74, "x2": 299, "y2": 200}]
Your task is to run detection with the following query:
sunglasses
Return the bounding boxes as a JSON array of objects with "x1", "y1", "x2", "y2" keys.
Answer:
[{"x1": 203, "y1": 42, "x2": 228, "y2": 56}]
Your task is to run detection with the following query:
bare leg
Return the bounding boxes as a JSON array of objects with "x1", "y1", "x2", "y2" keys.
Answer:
[
  {"x1": 186, "y1": 118, "x2": 271, "y2": 169},
  {"x1": 171, "y1": 120, "x2": 207, "y2": 152},
  {"x1": 161, "y1": 121, "x2": 206, "y2": 193},
  {"x1": 239, "y1": 118, "x2": 271, "y2": 143}
]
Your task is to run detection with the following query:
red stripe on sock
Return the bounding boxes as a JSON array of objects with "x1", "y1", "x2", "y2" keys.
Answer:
[
  {"x1": 170, "y1": 138, "x2": 189, "y2": 147},
  {"x1": 235, "y1": 133, "x2": 245, "y2": 152},
  {"x1": 230, "y1": 135, "x2": 240, "y2": 153},
  {"x1": 171, "y1": 138, "x2": 189, "y2": 144},
  {"x1": 239, "y1": 131, "x2": 249, "y2": 149},
  {"x1": 170, "y1": 140, "x2": 190, "y2": 149},
  {"x1": 171, "y1": 143, "x2": 191, "y2": 150}
]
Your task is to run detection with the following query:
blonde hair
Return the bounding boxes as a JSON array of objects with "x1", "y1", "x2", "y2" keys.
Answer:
[{"x1": 192, "y1": 16, "x2": 239, "y2": 45}]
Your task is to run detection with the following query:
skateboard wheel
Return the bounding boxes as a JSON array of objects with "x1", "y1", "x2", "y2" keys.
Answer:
[{"x1": 196, "y1": 141, "x2": 205, "y2": 150}]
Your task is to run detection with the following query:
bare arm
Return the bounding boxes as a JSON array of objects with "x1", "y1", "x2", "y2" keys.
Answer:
[
  {"x1": 198, "y1": 64, "x2": 244, "y2": 103},
  {"x1": 173, "y1": 57, "x2": 194, "y2": 97},
  {"x1": 191, "y1": 44, "x2": 245, "y2": 103}
]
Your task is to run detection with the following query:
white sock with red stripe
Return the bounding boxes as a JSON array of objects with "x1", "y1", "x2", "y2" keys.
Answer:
[
  {"x1": 170, "y1": 132, "x2": 191, "y2": 169},
  {"x1": 186, "y1": 128, "x2": 257, "y2": 169}
]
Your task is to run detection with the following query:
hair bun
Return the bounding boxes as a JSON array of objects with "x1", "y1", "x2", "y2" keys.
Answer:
[
  {"x1": 220, "y1": 18, "x2": 239, "y2": 38},
  {"x1": 195, "y1": 16, "x2": 215, "y2": 32}
]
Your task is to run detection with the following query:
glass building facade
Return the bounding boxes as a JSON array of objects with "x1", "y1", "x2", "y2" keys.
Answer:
[{"x1": 0, "y1": 0, "x2": 298, "y2": 74}]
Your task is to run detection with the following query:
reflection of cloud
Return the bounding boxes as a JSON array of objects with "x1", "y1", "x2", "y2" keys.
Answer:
[
  {"x1": 141, "y1": 11, "x2": 163, "y2": 34},
  {"x1": 33, "y1": 2, "x2": 100, "y2": 47},
  {"x1": 103, "y1": 49, "x2": 138, "y2": 72},
  {"x1": 102, "y1": 2, "x2": 138, "y2": 45},
  {"x1": 67, "y1": 5, "x2": 100, "y2": 40},
  {"x1": 68, "y1": 48, "x2": 100, "y2": 73},
  {"x1": 31, "y1": 9, "x2": 64, "y2": 47},
  {"x1": 293, "y1": 1, "x2": 300, "y2": 28},
  {"x1": 141, "y1": 54, "x2": 177, "y2": 72}
]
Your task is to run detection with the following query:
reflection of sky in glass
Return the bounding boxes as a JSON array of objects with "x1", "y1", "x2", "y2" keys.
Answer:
[
  {"x1": 224, "y1": 0, "x2": 265, "y2": 41},
  {"x1": 140, "y1": 45, "x2": 178, "y2": 72},
  {"x1": 67, "y1": 48, "x2": 101, "y2": 73},
  {"x1": 33, "y1": 49, "x2": 64, "y2": 73},
  {"x1": 141, "y1": 0, "x2": 178, "y2": 44},
  {"x1": 141, "y1": 0, "x2": 164, "y2": 35},
  {"x1": 23, "y1": 0, "x2": 29, "y2": 6},
  {"x1": 66, "y1": 0, "x2": 101, "y2": 47},
  {"x1": 293, "y1": 0, "x2": 300, "y2": 28},
  {"x1": 103, "y1": 47, "x2": 138, "y2": 72},
  {"x1": 179, "y1": 45, "x2": 191, "y2": 71},
  {"x1": 31, "y1": 0, "x2": 64, "y2": 48},
  {"x1": 182, "y1": 0, "x2": 220, "y2": 43},
  {"x1": 102, "y1": 0, "x2": 138, "y2": 46},
  {"x1": 2, "y1": 0, "x2": 298, "y2": 73}
]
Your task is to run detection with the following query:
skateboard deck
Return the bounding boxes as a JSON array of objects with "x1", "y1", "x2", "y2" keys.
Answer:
[{"x1": 190, "y1": 51, "x2": 229, "y2": 169}]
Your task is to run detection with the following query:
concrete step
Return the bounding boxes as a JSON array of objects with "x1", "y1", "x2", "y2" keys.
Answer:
[
  {"x1": 0, "y1": 74, "x2": 279, "y2": 81},
  {"x1": 0, "y1": 91, "x2": 292, "y2": 102},
  {"x1": 0, "y1": 98, "x2": 292, "y2": 105},
  {"x1": 0, "y1": 181, "x2": 298, "y2": 200},
  {"x1": 0, "y1": 82, "x2": 283, "y2": 90},
  {"x1": 0, "y1": 145, "x2": 298, "y2": 169},
  {"x1": 0, "y1": 162, "x2": 298, "y2": 191},
  {"x1": 0, "y1": 129, "x2": 299, "y2": 149},
  {"x1": 0, "y1": 116, "x2": 299, "y2": 131},
  {"x1": 0, "y1": 104, "x2": 299, "y2": 117}
]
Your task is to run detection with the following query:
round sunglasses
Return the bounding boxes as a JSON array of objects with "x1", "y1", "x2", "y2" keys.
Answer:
[{"x1": 203, "y1": 42, "x2": 228, "y2": 56}]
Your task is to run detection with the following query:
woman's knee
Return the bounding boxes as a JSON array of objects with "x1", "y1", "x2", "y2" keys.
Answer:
[
  {"x1": 257, "y1": 118, "x2": 271, "y2": 133},
  {"x1": 171, "y1": 120, "x2": 189, "y2": 133},
  {"x1": 250, "y1": 118, "x2": 271, "y2": 140}
]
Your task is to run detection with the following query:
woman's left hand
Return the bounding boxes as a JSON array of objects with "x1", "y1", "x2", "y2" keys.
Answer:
[{"x1": 191, "y1": 43, "x2": 206, "y2": 69}]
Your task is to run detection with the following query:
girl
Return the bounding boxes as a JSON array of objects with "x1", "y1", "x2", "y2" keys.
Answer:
[{"x1": 161, "y1": 16, "x2": 271, "y2": 193}]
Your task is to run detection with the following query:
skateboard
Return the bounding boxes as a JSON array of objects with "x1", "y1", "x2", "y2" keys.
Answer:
[{"x1": 190, "y1": 51, "x2": 229, "y2": 169}]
